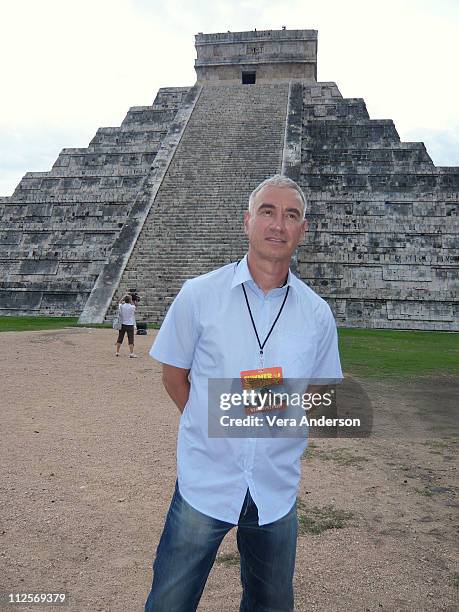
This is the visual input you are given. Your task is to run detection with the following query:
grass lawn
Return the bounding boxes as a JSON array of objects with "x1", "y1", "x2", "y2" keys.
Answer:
[
  {"x1": 0, "y1": 317, "x2": 457, "y2": 379},
  {"x1": 339, "y1": 328, "x2": 458, "y2": 378},
  {"x1": 0, "y1": 316, "x2": 109, "y2": 332}
]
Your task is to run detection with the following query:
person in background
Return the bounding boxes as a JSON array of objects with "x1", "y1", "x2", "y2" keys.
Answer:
[{"x1": 115, "y1": 294, "x2": 137, "y2": 358}]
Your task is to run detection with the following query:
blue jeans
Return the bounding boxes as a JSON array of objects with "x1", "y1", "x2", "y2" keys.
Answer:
[{"x1": 144, "y1": 482, "x2": 297, "y2": 612}]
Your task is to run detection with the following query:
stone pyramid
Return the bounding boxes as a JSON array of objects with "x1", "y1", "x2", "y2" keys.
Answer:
[{"x1": 1, "y1": 29, "x2": 457, "y2": 330}]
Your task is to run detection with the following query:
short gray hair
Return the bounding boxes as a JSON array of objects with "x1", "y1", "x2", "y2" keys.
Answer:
[{"x1": 248, "y1": 174, "x2": 307, "y2": 217}]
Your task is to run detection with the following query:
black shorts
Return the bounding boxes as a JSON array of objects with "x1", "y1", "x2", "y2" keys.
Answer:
[{"x1": 117, "y1": 324, "x2": 134, "y2": 344}]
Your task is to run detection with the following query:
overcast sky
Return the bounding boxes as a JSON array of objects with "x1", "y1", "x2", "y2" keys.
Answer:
[{"x1": 1, "y1": 0, "x2": 458, "y2": 196}]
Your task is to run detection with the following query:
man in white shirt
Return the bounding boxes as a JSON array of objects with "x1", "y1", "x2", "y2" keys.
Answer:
[
  {"x1": 145, "y1": 175, "x2": 343, "y2": 611},
  {"x1": 115, "y1": 295, "x2": 137, "y2": 357}
]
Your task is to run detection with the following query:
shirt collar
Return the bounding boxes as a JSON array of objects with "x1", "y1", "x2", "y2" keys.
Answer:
[{"x1": 230, "y1": 254, "x2": 300, "y2": 294}]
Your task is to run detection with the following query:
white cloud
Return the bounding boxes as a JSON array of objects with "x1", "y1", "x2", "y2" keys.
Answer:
[
  {"x1": 0, "y1": 0, "x2": 457, "y2": 195},
  {"x1": 403, "y1": 125, "x2": 459, "y2": 167}
]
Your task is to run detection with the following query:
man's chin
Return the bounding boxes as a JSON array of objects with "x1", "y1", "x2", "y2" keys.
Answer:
[
  {"x1": 261, "y1": 249, "x2": 293, "y2": 263},
  {"x1": 249, "y1": 244, "x2": 295, "y2": 263},
  {"x1": 264, "y1": 242, "x2": 290, "y2": 256}
]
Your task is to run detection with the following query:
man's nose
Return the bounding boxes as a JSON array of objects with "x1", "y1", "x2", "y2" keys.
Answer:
[{"x1": 271, "y1": 213, "x2": 286, "y2": 231}]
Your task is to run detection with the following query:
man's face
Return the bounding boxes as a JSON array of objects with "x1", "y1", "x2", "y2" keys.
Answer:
[{"x1": 244, "y1": 185, "x2": 307, "y2": 264}]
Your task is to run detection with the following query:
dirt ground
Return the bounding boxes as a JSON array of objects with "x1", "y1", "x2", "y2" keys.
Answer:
[{"x1": 1, "y1": 327, "x2": 457, "y2": 612}]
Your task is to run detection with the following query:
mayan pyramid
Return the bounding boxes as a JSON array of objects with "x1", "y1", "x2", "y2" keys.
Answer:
[{"x1": 1, "y1": 29, "x2": 457, "y2": 330}]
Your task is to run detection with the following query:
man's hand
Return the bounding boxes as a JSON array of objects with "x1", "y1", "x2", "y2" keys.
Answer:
[{"x1": 162, "y1": 364, "x2": 191, "y2": 414}]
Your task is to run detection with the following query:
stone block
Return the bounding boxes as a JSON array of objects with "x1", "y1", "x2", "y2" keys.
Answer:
[
  {"x1": 22, "y1": 233, "x2": 51, "y2": 246},
  {"x1": 25, "y1": 203, "x2": 54, "y2": 217},
  {"x1": 40, "y1": 292, "x2": 85, "y2": 314},
  {"x1": 19, "y1": 178, "x2": 42, "y2": 190},
  {"x1": 50, "y1": 232, "x2": 85, "y2": 246},
  {"x1": 0, "y1": 231, "x2": 22, "y2": 244},
  {"x1": 385, "y1": 201, "x2": 413, "y2": 216},
  {"x1": 382, "y1": 266, "x2": 432, "y2": 281},
  {"x1": 99, "y1": 177, "x2": 124, "y2": 189},
  {"x1": 19, "y1": 260, "x2": 59, "y2": 275},
  {"x1": 387, "y1": 301, "x2": 454, "y2": 321},
  {"x1": 0, "y1": 290, "x2": 42, "y2": 310},
  {"x1": 443, "y1": 235, "x2": 459, "y2": 249}
]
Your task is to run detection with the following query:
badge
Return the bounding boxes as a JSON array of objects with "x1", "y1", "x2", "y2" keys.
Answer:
[{"x1": 240, "y1": 366, "x2": 283, "y2": 390}]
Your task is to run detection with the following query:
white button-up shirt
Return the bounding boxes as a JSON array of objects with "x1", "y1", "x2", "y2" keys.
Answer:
[{"x1": 150, "y1": 255, "x2": 343, "y2": 525}]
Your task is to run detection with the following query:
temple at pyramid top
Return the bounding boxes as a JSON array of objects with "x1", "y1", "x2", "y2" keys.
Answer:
[{"x1": 194, "y1": 28, "x2": 318, "y2": 83}]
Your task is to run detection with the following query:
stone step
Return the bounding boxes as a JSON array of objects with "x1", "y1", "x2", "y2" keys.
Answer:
[
  {"x1": 112, "y1": 83, "x2": 290, "y2": 322},
  {"x1": 301, "y1": 173, "x2": 459, "y2": 191},
  {"x1": 0, "y1": 86, "x2": 184, "y2": 315},
  {"x1": 52, "y1": 152, "x2": 158, "y2": 170}
]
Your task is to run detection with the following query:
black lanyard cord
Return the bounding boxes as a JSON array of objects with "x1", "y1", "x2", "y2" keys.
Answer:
[{"x1": 241, "y1": 283, "x2": 290, "y2": 358}]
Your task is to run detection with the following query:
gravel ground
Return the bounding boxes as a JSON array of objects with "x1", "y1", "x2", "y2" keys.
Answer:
[{"x1": 1, "y1": 328, "x2": 457, "y2": 612}]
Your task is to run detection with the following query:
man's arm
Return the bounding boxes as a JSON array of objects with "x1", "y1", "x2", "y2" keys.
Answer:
[{"x1": 162, "y1": 364, "x2": 191, "y2": 414}]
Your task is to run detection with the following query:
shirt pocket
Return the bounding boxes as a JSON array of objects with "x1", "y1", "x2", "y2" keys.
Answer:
[{"x1": 274, "y1": 330, "x2": 317, "y2": 379}]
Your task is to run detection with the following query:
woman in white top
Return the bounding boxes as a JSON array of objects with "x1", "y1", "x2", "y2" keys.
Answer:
[{"x1": 115, "y1": 295, "x2": 137, "y2": 357}]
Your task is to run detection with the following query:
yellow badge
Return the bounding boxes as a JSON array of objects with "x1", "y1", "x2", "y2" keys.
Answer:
[{"x1": 240, "y1": 366, "x2": 283, "y2": 390}]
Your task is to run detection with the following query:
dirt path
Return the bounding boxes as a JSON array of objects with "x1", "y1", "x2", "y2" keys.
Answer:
[{"x1": 1, "y1": 328, "x2": 457, "y2": 611}]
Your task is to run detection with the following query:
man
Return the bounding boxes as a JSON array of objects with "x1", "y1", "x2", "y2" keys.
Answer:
[
  {"x1": 145, "y1": 175, "x2": 342, "y2": 611},
  {"x1": 115, "y1": 294, "x2": 137, "y2": 358}
]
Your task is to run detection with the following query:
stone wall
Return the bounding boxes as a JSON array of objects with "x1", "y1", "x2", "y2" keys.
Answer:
[
  {"x1": 195, "y1": 29, "x2": 317, "y2": 83},
  {"x1": 0, "y1": 88, "x2": 189, "y2": 316},
  {"x1": 295, "y1": 83, "x2": 458, "y2": 330}
]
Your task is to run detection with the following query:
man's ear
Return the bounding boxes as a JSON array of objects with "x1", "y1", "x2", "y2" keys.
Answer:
[
  {"x1": 243, "y1": 211, "x2": 251, "y2": 236},
  {"x1": 299, "y1": 218, "x2": 308, "y2": 243}
]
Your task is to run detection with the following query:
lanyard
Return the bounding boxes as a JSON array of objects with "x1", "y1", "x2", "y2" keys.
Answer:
[{"x1": 241, "y1": 283, "x2": 290, "y2": 368}]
